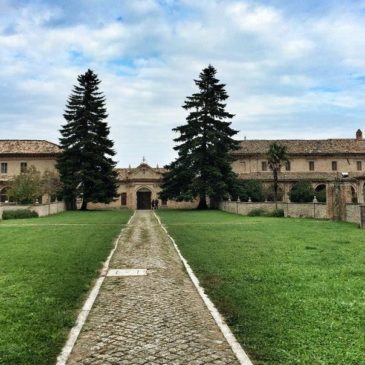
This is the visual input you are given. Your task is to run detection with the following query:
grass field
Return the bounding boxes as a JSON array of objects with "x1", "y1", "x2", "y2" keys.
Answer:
[
  {"x1": 157, "y1": 210, "x2": 365, "y2": 365},
  {"x1": 0, "y1": 209, "x2": 132, "y2": 365}
]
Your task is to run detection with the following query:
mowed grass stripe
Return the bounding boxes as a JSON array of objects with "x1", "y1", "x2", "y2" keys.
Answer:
[
  {"x1": 0, "y1": 223, "x2": 126, "y2": 227},
  {"x1": 0, "y1": 209, "x2": 132, "y2": 365},
  {"x1": 158, "y1": 209, "x2": 365, "y2": 365}
]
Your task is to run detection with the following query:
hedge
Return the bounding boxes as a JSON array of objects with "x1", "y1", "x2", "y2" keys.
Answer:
[{"x1": 2, "y1": 209, "x2": 39, "y2": 220}]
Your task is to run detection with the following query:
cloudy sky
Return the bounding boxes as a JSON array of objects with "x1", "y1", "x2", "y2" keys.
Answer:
[{"x1": 1, "y1": 0, "x2": 365, "y2": 166}]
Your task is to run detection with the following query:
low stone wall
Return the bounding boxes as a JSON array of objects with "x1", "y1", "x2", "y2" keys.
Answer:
[
  {"x1": 0, "y1": 201, "x2": 65, "y2": 219},
  {"x1": 220, "y1": 201, "x2": 327, "y2": 219},
  {"x1": 286, "y1": 203, "x2": 328, "y2": 219},
  {"x1": 220, "y1": 201, "x2": 364, "y2": 226}
]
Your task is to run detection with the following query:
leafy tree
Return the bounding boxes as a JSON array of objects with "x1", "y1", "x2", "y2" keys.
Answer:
[
  {"x1": 233, "y1": 180, "x2": 265, "y2": 202},
  {"x1": 289, "y1": 181, "x2": 315, "y2": 203},
  {"x1": 41, "y1": 170, "x2": 63, "y2": 203},
  {"x1": 160, "y1": 65, "x2": 239, "y2": 209},
  {"x1": 267, "y1": 142, "x2": 288, "y2": 208},
  {"x1": 57, "y1": 69, "x2": 118, "y2": 210},
  {"x1": 8, "y1": 166, "x2": 42, "y2": 204}
]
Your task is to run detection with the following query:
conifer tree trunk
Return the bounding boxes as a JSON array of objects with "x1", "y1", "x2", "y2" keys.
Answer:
[
  {"x1": 197, "y1": 195, "x2": 208, "y2": 209},
  {"x1": 80, "y1": 200, "x2": 88, "y2": 211}
]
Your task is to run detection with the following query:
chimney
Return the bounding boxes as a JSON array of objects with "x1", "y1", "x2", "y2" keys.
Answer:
[{"x1": 356, "y1": 129, "x2": 363, "y2": 141}]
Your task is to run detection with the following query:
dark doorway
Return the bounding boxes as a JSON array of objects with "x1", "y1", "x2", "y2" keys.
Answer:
[{"x1": 137, "y1": 191, "x2": 151, "y2": 209}]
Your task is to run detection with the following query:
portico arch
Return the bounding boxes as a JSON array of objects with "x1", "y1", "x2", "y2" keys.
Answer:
[
  {"x1": 0, "y1": 187, "x2": 9, "y2": 203},
  {"x1": 314, "y1": 184, "x2": 326, "y2": 203}
]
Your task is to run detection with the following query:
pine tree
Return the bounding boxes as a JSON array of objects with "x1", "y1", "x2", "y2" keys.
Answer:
[
  {"x1": 160, "y1": 65, "x2": 239, "y2": 209},
  {"x1": 57, "y1": 69, "x2": 118, "y2": 210}
]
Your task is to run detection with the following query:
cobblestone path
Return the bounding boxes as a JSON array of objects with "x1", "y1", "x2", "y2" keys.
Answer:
[{"x1": 66, "y1": 210, "x2": 240, "y2": 365}]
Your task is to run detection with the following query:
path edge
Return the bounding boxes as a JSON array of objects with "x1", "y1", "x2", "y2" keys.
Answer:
[
  {"x1": 154, "y1": 211, "x2": 254, "y2": 365},
  {"x1": 55, "y1": 210, "x2": 136, "y2": 365}
]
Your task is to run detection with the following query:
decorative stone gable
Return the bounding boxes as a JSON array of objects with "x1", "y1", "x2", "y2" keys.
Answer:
[{"x1": 128, "y1": 163, "x2": 162, "y2": 180}]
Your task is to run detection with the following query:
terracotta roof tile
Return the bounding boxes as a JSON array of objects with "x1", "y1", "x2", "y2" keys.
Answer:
[
  {"x1": 238, "y1": 171, "x2": 364, "y2": 181},
  {"x1": 0, "y1": 140, "x2": 61, "y2": 154},
  {"x1": 234, "y1": 139, "x2": 365, "y2": 155}
]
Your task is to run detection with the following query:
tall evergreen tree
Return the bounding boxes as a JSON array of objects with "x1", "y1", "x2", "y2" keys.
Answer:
[
  {"x1": 57, "y1": 69, "x2": 118, "y2": 210},
  {"x1": 160, "y1": 65, "x2": 239, "y2": 209}
]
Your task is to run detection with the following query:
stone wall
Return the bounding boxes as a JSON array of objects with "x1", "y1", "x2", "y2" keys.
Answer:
[
  {"x1": 220, "y1": 201, "x2": 327, "y2": 219},
  {"x1": 0, "y1": 201, "x2": 65, "y2": 219},
  {"x1": 345, "y1": 204, "x2": 361, "y2": 224},
  {"x1": 220, "y1": 201, "x2": 363, "y2": 226}
]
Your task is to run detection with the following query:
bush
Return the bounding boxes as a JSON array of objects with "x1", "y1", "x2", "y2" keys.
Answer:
[
  {"x1": 267, "y1": 208, "x2": 284, "y2": 217},
  {"x1": 248, "y1": 208, "x2": 284, "y2": 217},
  {"x1": 289, "y1": 181, "x2": 314, "y2": 203},
  {"x1": 247, "y1": 208, "x2": 266, "y2": 216},
  {"x1": 233, "y1": 180, "x2": 265, "y2": 202},
  {"x1": 2, "y1": 209, "x2": 39, "y2": 220}
]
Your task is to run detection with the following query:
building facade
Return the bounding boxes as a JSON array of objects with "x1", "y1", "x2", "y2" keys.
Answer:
[
  {"x1": 87, "y1": 161, "x2": 197, "y2": 210},
  {"x1": 0, "y1": 140, "x2": 61, "y2": 203},
  {"x1": 2, "y1": 130, "x2": 365, "y2": 208},
  {"x1": 231, "y1": 129, "x2": 365, "y2": 204}
]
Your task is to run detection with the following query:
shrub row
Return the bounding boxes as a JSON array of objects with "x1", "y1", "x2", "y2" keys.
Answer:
[
  {"x1": 247, "y1": 208, "x2": 284, "y2": 217},
  {"x1": 2, "y1": 209, "x2": 39, "y2": 220}
]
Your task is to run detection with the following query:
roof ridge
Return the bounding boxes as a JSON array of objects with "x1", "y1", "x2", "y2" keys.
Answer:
[{"x1": 239, "y1": 138, "x2": 359, "y2": 142}]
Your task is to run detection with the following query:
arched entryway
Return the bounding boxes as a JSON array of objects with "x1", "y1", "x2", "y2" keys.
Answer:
[{"x1": 136, "y1": 187, "x2": 152, "y2": 210}]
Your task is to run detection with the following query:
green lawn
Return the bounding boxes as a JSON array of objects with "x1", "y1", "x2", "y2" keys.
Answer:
[
  {"x1": 157, "y1": 210, "x2": 365, "y2": 365},
  {"x1": 0, "y1": 209, "x2": 132, "y2": 365}
]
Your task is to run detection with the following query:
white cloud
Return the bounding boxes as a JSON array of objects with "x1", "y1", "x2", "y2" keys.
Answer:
[{"x1": 1, "y1": 0, "x2": 365, "y2": 166}]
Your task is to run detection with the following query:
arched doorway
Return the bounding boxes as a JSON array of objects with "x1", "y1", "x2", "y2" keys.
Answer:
[{"x1": 136, "y1": 187, "x2": 152, "y2": 210}]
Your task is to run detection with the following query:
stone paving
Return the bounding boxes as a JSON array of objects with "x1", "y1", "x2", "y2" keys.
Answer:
[{"x1": 66, "y1": 210, "x2": 240, "y2": 365}]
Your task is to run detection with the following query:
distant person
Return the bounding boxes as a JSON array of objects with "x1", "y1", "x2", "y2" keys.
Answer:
[
  {"x1": 151, "y1": 200, "x2": 155, "y2": 210},
  {"x1": 155, "y1": 199, "x2": 159, "y2": 209}
]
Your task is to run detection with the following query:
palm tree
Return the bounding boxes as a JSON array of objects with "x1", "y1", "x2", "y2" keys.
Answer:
[{"x1": 267, "y1": 142, "x2": 289, "y2": 209}]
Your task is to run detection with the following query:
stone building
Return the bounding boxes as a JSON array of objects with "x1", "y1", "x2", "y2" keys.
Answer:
[
  {"x1": 231, "y1": 129, "x2": 365, "y2": 204},
  {"x1": 0, "y1": 140, "x2": 61, "y2": 203},
  {"x1": 88, "y1": 160, "x2": 197, "y2": 210},
  {"x1": 3, "y1": 130, "x2": 365, "y2": 209}
]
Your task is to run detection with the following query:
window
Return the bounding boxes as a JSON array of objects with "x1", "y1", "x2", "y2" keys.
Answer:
[
  {"x1": 20, "y1": 162, "x2": 27, "y2": 173},
  {"x1": 309, "y1": 161, "x2": 315, "y2": 171},
  {"x1": 285, "y1": 161, "x2": 291, "y2": 171},
  {"x1": 121, "y1": 193, "x2": 127, "y2": 206},
  {"x1": 0, "y1": 162, "x2": 7, "y2": 174},
  {"x1": 357, "y1": 161, "x2": 362, "y2": 171},
  {"x1": 161, "y1": 199, "x2": 168, "y2": 206},
  {"x1": 331, "y1": 161, "x2": 337, "y2": 171},
  {"x1": 261, "y1": 161, "x2": 268, "y2": 171}
]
